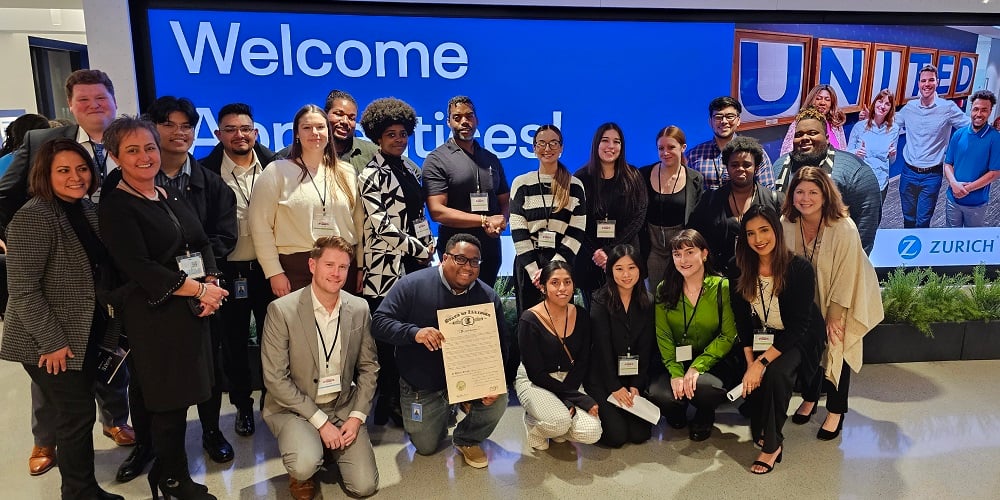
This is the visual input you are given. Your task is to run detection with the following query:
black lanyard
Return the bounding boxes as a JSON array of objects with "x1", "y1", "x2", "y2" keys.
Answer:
[
  {"x1": 680, "y1": 285, "x2": 703, "y2": 344},
  {"x1": 315, "y1": 316, "x2": 341, "y2": 371},
  {"x1": 757, "y1": 277, "x2": 775, "y2": 327},
  {"x1": 230, "y1": 165, "x2": 258, "y2": 205},
  {"x1": 543, "y1": 301, "x2": 574, "y2": 368},
  {"x1": 121, "y1": 179, "x2": 189, "y2": 252},
  {"x1": 799, "y1": 218, "x2": 822, "y2": 264},
  {"x1": 304, "y1": 165, "x2": 328, "y2": 211},
  {"x1": 535, "y1": 171, "x2": 555, "y2": 230}
]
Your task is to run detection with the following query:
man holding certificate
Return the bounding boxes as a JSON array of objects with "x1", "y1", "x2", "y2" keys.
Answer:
[{"x1": 373, "y1": 234, "x2": 508, "y2": 469}]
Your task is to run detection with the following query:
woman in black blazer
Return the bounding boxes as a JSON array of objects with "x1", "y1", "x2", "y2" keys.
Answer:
[
  {"x1": 585, "y1": 244, "x2": 656, "y2": 448},
  {"x1": 0, "y1": 139, "x2": 123, "y2": 499},
  {"x1": 730, "y1": 205, "x2": 824, "y2": 475}
]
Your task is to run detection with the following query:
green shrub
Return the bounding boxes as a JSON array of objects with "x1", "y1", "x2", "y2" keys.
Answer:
[
  {"x1": 880, "y1": 266, "x2": 977, "y2": 338},
  {"x1": 970, "y1": 264, "x2": 1000, "y2": 321}
]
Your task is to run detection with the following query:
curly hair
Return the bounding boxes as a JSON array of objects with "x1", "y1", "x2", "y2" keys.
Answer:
[
  {"x1": 359, "y1": 97, "x2": 417, "y2": 143},
  {"x1": 795, "y1": 107, "x2": 828, "y2": 131},
  {"x1": 721, "y1": 135, "x2": 764, "y2": 167}
]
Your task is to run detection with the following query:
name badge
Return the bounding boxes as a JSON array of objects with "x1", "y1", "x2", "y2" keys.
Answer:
[
  {"x1": 753, "y1": 330, "x2": 775, "y2": 352},
  {"x1": 176, "y1": 252, "x2": 206, "y2": 279},
  {"x1": 470, "y1": 193, "x2": 489, "y2": 212},
  {"x1": 676, "y1": 344, "x2": 693, "y2": 362},
  {"x1": 317, "y1": 374, "x2": 342, "y2": 396},
  {"x1": 312, "y1": 211, "x2": 334, "y2": 235},
  {"x1": 238, "y1": 217, "x2": 251, "y2": 237},
  {"x1": 549, "y1": 371, "x2": 568, "y2": 382},
  {"x1": 618, "y1": 355, "x2": 639, "y2": 376},
  {"x1": 234, "y1": 278, "x2": 249, "y2": 299},
  {"x1": 538, "y1": 230, "x2": 557, "y2": 248},
  {"x1": 597, "y1": 220, "x2": 616, "y2": 239},
  {"x1": 413, "y1": 217, "x2": 432, "y2": 239},
  {"x1": 410, "y1": 402, "x2": 423, "y2": 422}
]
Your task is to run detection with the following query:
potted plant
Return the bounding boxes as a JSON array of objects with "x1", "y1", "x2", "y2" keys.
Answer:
[{"x1": 962, "y1": 265, "x2": 1000, "y2": 360}]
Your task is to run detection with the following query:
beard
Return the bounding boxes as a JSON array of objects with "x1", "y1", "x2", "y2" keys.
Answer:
[{"x1": 790, "y1": 148, "x2": 827, "y2": 167}]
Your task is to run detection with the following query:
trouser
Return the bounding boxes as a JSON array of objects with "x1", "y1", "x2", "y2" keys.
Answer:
[
  {"x1": 514, "y1": 365, "x2": 602, "y2": 447},
  {"x1": 745, "y1": 348, "x2": 802, "y2": 454},
  {"x1": 802, "y1": 360, "x2": 851, "y2": 414},
  {"x1": 648, "y1": 370, "x2": 728, "y2": 429},
  {"x1": 398, "y1": 378, "x2": 508, "y2": 455},
  {"x1": 594, "y1": 397, "x2": 652, "y2": 448},
  {"x1": 945, "y1": 197, "x2": 989, "y2": 228},
  {"x1": 128, "y1": 356, "x2": 153, "y2": 448},
  {"x1": 196, "y1": 317, "x2": 225, "y2": 433},
  {"x1": 217, "y1": 259, "x2": 272, "y2": 410},
  {"x1": 437, "y1": 226, "x2": 502, "y2": 289},
  {"x1": 646, "y1": 223, "x2": 682, "y2": 293},
  {"x1": 366, "y1": 296, "x2": 400, "y2": 417},
  {"x1": 274, "y1": 403, "x2": 378, "y2": 497},
  {"x1": 25, "y1": 364, "x2": 101, "y2": 499},
  {"x1": 33, "y1": 357, "x2": 130, "y2": 446},
  {"x1": 899, "y1": 166, "x2": 942, "y2": 228}
]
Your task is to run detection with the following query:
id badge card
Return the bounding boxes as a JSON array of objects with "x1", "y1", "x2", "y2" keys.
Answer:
[
  {"x1": 597, "y1": 220, "x2": 616, "y2": 239},
  {"x1": 676, "y1": 345, "x2": 693, "y2": 362},
  {"x1": 618, "y1": 355, "x2": 639, "y2": 376},
  {"x1": 753, "y1": 330, "x2": 775, "y2": 351},
  {"x1": 470, "y1": 193, "x2": 489, "y2": 212},
  {"x1": 312, "y1": 211, "x2": 334, "y2": 235},
  {"x1": 176, "y1": 252, "x2": 206, "y2": 279},
  {"x1": 413, "y1": 217, "x2": 432, "y2": 239},
  {"x1": 234, "y1": 278, "x2": 249, "y2": 299},
  {"x1": 538, "y1": 230, "x2": 557, "y2": 248},
  {"x1": 317, "y1": 374, "x2": 342, "y2": 396},
  {"x1": 410, "y1": 402, "x2": 423, "y2": 422},
  {"x1": 549, "y1": 371, "x2": 568, "y2": 382}
]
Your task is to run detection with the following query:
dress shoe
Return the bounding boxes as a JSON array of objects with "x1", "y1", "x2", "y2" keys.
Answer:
[
  {"x1": 791, "y1": 402, "x2": 818, "y2": 425},
  {"x1": 689, "y1": 426, "x2": 712, "y2": 442},
  {"x1": 664, "y1": 408, "x2": 688, "y2": 430},
  {"x1": 103, "y1": 424, "x2": 137, "y2": 446},
  {"x1": 149, "y1": 462, "x2": 215, "y2": 500},
  {"x1": 96, "y1": 487, "x2": 125, "y2": 500},
  {"x1": 202, "y1": 430, "x2": 235, "y2": 463},
  {"x1": 28, "y1": 445, "x2": 56, "y2": 476},
  {"x1": 116, "y1": 444, "x2": 154, "y2": 483},
  {"x1": 288, "y1": 477, "x2": 316, "y2": 500},
  {"x1": 817, "y1": 413, "x2": 845, "y2": 441},
  {"x1": 234, "y1": 407, "x2": 255, "y2": 437},
  {"x1": 456, "y1": 444, "x2": 488, "y2": 469}
]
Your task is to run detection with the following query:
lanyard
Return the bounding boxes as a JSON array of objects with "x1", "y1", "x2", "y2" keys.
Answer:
[
  {"x1": 799, "y1": 219, "x2": 822, "y2": 264},
  {"x1": 680, "y1": 285, "x2": 704, "y2": 344},
  {"x1": 757, "y1": 277, "x2": 775, "y2": 326},
  {"x1": 315, "y1": 317, "x2": 341, "y2": 371},
  {"x1": 535, "y1": 171, "x2": 555, "y2": 230},
  {"x1": 230, "y1": 165, "x2": 258, "y2": 205},
  {"x1": 543, "y1": 301, "x2": 574, "y2": 368},
  {"x1": 304, "y1": 165, "x2": 328, "y2": 211},
  {"x1": 121, "y1": 179, "x2": 189, "y2": 252}
]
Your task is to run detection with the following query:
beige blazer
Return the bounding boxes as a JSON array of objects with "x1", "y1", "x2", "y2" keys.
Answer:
[{"x1": 261, "y1": 286, "x2": 378, "y2": 434}]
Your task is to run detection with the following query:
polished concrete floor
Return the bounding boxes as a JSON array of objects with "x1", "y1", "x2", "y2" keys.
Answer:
[{"x1": 4, "y1": 359, "x2": 1000, "y2": 499}]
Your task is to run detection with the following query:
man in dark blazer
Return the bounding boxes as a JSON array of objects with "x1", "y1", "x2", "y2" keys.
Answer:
[{"x1": 262, "y1": 236, "x2": 379, "y2": 500}]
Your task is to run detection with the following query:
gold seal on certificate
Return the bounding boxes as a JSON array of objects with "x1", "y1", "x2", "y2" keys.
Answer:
[{"x1": 437, "y1": 302, "x2": 507, "y2": 404}]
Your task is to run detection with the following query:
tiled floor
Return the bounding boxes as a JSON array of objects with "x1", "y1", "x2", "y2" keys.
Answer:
[{"x1": 4, "y1": 359, "x2": 1000, "y2": 499}]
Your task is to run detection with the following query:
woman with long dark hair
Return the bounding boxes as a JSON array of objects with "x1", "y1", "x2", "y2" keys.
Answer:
[
  {"x1": 250, "y1": 104, "x2": 361, "y2": 295},
  {"x1": 731, "y1": 204, "x2": 824, "y2": 474},
  {"x1": 647, "y1": 229, "x2": 737, "y2": 441},
  {"x1": 574, "y1": 123, "x2": 647, "y2": 306},
  {"x1": 586, "y1": 244, "x2": 655, "y2": 448}
]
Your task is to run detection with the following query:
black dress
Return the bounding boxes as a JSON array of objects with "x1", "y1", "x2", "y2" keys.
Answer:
[{"x1": 99, "y1": 187, "x2": 218, "y2": 412}]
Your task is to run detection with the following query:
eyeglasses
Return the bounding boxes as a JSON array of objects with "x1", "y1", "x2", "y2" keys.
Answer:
[
  {"x1": 712, "y1": 113, "x2": 739, "y2": 122},
  {"x1": 534, "y1": 140, "x2": 562, "y2": 150},
  {"x1": 159, "y1": 122, "x2": 194, "y2": 133},
  {"x1": 446, "y1": 253, "x2": 482, "y2": 268},
  {"x1": 221, "y1": 126, "x2": 256, "y2": 135}
]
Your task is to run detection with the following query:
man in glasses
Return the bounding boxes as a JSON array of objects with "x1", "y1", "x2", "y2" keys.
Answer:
[
  {"x1": 685, "y1": 96, "x2": 775, "y2": 191},
  {"x1": 372, "y1": 233, "x2": 508, "y2": 470},
  {"x1": 199, "y1": 103, "x2": 279, "y2": 441}
]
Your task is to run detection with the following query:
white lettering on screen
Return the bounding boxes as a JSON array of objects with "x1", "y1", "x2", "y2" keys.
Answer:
[{"x1": 170, "y1": 21, "x2": 468, "y2": 79}]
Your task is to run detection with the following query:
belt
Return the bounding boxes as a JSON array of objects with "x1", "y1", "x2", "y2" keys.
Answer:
[{"x1": 906, "y1": 163, "x2": 943, "y2": 174}]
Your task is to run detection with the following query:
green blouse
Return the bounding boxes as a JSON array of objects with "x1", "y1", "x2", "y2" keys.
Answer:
[{"x1": 655, "y1": 275, "x2": 738, "y2": 378}]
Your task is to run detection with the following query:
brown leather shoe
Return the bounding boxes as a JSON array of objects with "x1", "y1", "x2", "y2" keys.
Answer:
[
  {"x1": 289, "y1": 477, "x2": 316, "y2": 500},
  {"x1": 28, "y1": 445, "x2": 56, "y2": 476},
  {"x1": 102, "y1": 425, "x2": 136, "y2": 447}
]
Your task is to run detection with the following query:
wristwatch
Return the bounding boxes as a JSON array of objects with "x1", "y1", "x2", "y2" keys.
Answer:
[{"x1": 758, "y1": 357, "x2": 770, "y2": 367}]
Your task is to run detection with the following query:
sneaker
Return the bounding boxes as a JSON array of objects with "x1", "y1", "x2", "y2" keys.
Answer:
[
  {"x1": 551, "y1": 437, "x2": 567, "y2": 443},
  {"x1": 456, "y1": 444, "x2": 488, "y2": 469}
]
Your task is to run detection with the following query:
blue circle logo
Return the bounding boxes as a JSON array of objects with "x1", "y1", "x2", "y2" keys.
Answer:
[{"x1": 898, "y1": 235, "x2": 922, "y2": 260}]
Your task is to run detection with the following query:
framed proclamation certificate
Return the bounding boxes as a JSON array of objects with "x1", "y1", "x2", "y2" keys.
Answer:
[{"x1": 437, "y1": 303, "x2": 507, "y2": 404}]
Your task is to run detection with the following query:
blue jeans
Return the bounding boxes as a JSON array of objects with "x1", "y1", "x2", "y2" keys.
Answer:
[
  {"x1": 945, "y1": 197, "x2": 989, "y2": 227},
  {"x1": 899, "y1": 166, "x2": 943, "y2": 228},
  {"x1": 399, "y1": 378, "x2": 508, "y2": 455}
]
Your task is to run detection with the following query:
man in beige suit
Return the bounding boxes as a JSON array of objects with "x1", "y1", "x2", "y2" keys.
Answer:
[{"x1": 262, "y1": 236, "x2": 379, "y2": 499}]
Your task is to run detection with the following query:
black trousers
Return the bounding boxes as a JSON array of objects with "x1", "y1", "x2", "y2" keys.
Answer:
[
  {"x1": 25, "y1": 364, "x2": 101, "y2": 499},
  {"x1": 217, "y1": 259, "x2": 272, "y2": 410},
  {"x1": 366, "y1": 296, "x2": 401, "y2": 413},
  {"x1": 746, "y1": 348, "x2": 802, "y2": 454},
  {"x1": 150, "y1": 407, "x2": 191, "y2": 480},
  {"x1": 801, "y1": 360, "x2": 851, "y2": 414},
  {"x1": 648, "y1": 370, "x2": 728, "y2": 429},
  {"x1": 595, "y1": 396, "x2": 652, "y2": 448}
]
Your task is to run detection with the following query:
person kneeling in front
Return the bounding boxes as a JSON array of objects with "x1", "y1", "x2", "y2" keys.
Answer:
[
  {"x1": 372, "y1": 233, "x2": 508, "y2": 469},
  {"x1": 261, "y1": 236, "x2": 379, "y2": 499}
]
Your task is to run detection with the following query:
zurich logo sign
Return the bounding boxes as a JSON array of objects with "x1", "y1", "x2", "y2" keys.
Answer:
[{"x1": 898, "y1": 235, "x2": 921, "y2": 260}]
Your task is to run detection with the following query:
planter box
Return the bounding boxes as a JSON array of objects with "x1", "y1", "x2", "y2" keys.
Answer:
[
  {"x1": 961, "y1": 321, "x2": 1000, "y2": 360},
  {"x1": 864, "y1": 322, "x2": 965, "y2": 364}
]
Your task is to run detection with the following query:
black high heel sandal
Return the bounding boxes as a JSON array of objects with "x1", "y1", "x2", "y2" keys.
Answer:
[
  {"x1": 750, "y1": 446, "x2": 783, "y2": 475},
  {"x1": 817, "y1": 413, "x2": 844, "y2": 440},
  {"x1": 791, "y1": 403, "x2": 817, "y2": 425},
  {"x1": 148, "y1": 461, "x2": 214, "y2": 499}
]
